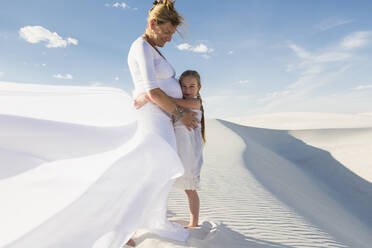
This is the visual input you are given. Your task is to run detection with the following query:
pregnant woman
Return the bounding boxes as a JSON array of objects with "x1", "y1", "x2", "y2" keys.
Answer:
[
  {"x1": 0, "y1": 1, "x2": 198, "y2": 247},
  {"x1": 127, "y1": 0, "x2": 201, "y2": 245}
]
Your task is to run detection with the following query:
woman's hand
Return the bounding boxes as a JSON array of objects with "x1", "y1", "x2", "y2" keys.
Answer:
[
  {"x1": 179, "y1": 110, "x2": 199, "y2": 131},
  {"x1": 134, "y1": 93, "x2": 151, "y2": 109}
]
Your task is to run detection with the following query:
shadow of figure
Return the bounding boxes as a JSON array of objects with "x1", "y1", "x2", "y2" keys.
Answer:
[
  {"x1": 133, "y1": 221, "x2": 297, "y2": 248},
  {"x1": 218, "y1": 119, "x2": 372, "y2": 248}
]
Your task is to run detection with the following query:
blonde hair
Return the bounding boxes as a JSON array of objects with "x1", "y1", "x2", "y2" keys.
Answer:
[
  {"x1": 179, "y1": 70, "x2": 206, "y2": 143},
  {"x1": 148, "y1": 0, "x2": 183, "y2": 27}
]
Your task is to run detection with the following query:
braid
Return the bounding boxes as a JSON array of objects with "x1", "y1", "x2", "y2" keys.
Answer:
[{"x1": 197, "y1": 93, "x2": 206, "y2": 143}]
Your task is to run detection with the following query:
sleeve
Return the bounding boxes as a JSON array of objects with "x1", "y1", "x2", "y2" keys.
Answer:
[{"x1": 135, "y1": 42, "x2": 159, "y2": 92}]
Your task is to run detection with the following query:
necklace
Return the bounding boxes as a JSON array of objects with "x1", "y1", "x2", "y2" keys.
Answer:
[{"x1": 142, "y1": 34, "x2": 166, "y2": 59}]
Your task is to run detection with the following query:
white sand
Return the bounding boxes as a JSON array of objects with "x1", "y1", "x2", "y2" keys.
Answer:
[
  {"x1": 1, "y1": 82, "x2": 371, "y2": 247},
  {"x1": 134, "y1": 113, "x2": 372, "y2": 247}
]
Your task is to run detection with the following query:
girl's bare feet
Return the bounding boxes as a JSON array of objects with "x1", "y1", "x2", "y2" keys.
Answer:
[
  {"x1": 184, "y1": 224, "x2": 199, "y2": 229},
  {"x1": 126, "y1": 238, "x2": 136, "y2": 247}
]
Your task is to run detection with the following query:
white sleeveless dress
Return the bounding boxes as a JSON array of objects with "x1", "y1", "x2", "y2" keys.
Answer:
[
  {"x1": 0, "y1": 36, "x2": 188, "y2": 248},
  {"x1": 173, "y1": 109, "x2": 203, "y2": 190}
]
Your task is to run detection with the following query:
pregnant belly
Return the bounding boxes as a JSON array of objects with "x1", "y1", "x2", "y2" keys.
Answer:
[{"x1": 158, "y1": 77, "x2": 183, "y2": 98}]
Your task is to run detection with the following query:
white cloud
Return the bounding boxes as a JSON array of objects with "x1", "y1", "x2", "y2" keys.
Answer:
[
  {"x1": 42, "y1": 63, "x2": 47, "y2": 67},
  {"x1": 114, "y1": 76, "x2": 119, "y2": 81},
  {"x1": 316, "y1": 18, "x2": 354, "y2": 31},
  {"x1": 341, "y1": 31, "x2": 372, "y2": 49},
  {"x1": 260, "y1": 90, "x2": 292, "y2": 102},
  {"x1": 289, "y1": 44, "x2": 312, "y2": 59},
  {"x1": 177, "y1": 43, "x2": 191, "y2": 51},
  {"x1": 113, "y1": 2, "x2": 127, "y2": 8},
  {"x1": 67, "y1": 37, "x2": 78, "y2": 45},
  {"x1": 176, "y1": 43, "x2": 214, "y2": 53},
  {"x1": 314, "y1": 52, "x2": 351, "y2": 63},
  {"x1": 201, "y1": 54, "x2": 210, "y2": 59},
  {"x1": 227, "y1": 50, "x2": 234, "y2": 55},
  {"x1": 353, "y1": 85, "x2": 372, "y2": 90},
  {"x1": 53, "y1": 73, "x2": 73, "y2": 79},
  {"x1": 19, "y1": 26, "x2": 78, "y2": 48}
]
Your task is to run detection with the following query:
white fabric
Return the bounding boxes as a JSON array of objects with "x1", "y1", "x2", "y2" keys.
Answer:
[
  {"x1": 0, "y1": 36, "x2": 189, "y2": 248},
  {"x1": 174, "y1": 110, "x2": 204, "y2": 190},
  {"x1": 128, "y1": 37, "x2": 181, "y2": 99}
]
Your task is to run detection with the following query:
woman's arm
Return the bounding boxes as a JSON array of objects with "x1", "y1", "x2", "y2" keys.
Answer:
[
  {"x1": 170, "y1": 97, "x2": 201, "y2": 110},
  {"x1": 133, "y1": 41, "x2": 199, "y2": 129},
  {"x1": 148, "y1": 88, "x2": 199, "y2": 130}
]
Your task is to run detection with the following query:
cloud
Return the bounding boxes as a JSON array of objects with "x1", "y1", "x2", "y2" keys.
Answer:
[
  {"x1": 19, "y1": 26, "x2": 78, "y2": 48},
  {"x1": 266, "y1": 31, "x2": 368, "y2": 111},
  {"x1": 227, "y1": 50, "x2": 234, "y2": 55},
  {"x1": 176, "y1": 43, "x2": 214, "y2": 53},
  {"x1": 289, "y1": 44, "x2": 312, "y2": 60},
  {"x1": 341, "y1": 31, "x2": 372, "y2": 49},
  {"x1": 353, "y1": 85, "x2": 372, "y2": 90},
  {"x1": 315, "y1": 18, "x2": 354, "y2": 31},
  {"x1": 113, "y1": 2, "x2": 127, "y2": 8},
  {"x1": 106, "y1": 2, "x2": 133, "y2": 9},
  {"x1": 67, "y1": 37, "x2": 78, "y2": 45},
  {"x1": 114, "y1": 76, "x2": 119, "y2": 81},
  {"x1": 53, "y1": 73, "x2": 73, "y2": 79},
  {"x1": 260, "y1": 90, "x2": 292, "y2": 102}
]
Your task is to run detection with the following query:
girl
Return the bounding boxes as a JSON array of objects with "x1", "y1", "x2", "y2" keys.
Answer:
[{"x1": 135, "y1": 70, "x2": 205, "y2": 228}]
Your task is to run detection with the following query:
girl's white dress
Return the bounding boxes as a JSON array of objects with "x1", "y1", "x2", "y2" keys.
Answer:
[
  {"x1": 174, "y1": 109, "x2": 203, "y2": 190},
  {"x1": 0, "y1": 36, "x2": 188, "y2": 248}
]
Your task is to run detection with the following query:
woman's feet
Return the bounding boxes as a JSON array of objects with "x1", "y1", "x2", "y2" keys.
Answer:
[{"x1": 126, "y1": 238, "x2": 136, "y2": 247}]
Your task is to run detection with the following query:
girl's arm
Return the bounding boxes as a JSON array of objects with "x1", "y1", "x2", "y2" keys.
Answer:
[
  {"x1": 170, "y1": 97, "x2": 201, "y2": 110},
  {"x1": 135, "y1": 94, "x2": 201, "y2": 110},
  {"x1": 148, "y1": 88, "x2": 199, "y2": 130}
]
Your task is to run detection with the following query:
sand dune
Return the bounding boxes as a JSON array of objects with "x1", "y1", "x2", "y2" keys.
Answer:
[
  {"x1": 143, "y1": 114, "x2": 372, "y2": 248},
  {"x1": 1, "y1": 83, "x2": 371, "y2": 247}
]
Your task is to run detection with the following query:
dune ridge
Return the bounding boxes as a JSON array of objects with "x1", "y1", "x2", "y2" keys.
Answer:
[{"x1": 142, "y1": 115, "x2": 372, "y2": 248}]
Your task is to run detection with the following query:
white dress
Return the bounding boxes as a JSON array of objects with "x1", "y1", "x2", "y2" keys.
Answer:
[
  {"x1": 173, "y1": 109, "x2": 204, "y2": 190},
  {"x1": 0, "y1": 36, "x2": 188, "y2": 248}
]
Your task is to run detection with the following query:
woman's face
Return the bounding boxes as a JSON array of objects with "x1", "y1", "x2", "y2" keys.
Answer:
[
  {"x1": 151, "y1": 21, "x2": 176, "y2": 47},
  {"x1": 180, "y1": 76, "x2": 200, "y2": 99}
]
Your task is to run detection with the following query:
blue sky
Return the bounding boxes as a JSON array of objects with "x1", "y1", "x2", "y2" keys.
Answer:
[{"x1": 1, "y1": 0, "x2": 372, "y2": 118}]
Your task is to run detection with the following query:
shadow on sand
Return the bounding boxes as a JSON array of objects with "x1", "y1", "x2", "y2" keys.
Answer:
[
  {"x1": 133, "y1": 221, "x2": 297, "y2": 248},
  {"x1": 219, "y1": 119, "x2": 372, "y2": 247}
]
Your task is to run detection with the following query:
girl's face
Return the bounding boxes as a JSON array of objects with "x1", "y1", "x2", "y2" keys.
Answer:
[{"x1": 180, "y1": 76, "x2": 200, "y2": 99}]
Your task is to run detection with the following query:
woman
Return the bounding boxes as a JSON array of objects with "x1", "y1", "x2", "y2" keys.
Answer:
[
  {"x1": 127, "y1": 0, "x2": 201, "y2": 245},
  {"x1": 0, "y1": 1, "x2": 196, "y2": 248}
]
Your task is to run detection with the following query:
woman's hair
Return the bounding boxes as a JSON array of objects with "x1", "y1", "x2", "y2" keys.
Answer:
[
  {"x1": 148, "y1": 0, "x2": 183, "y2": 27},
  {"x1": 179, "y1": 70, "x2": 206, "y2": 143}
]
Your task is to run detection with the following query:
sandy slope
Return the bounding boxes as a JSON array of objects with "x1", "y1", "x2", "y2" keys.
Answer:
[{"x1": 135, "y1": 114, "x2": 372, "y2": 248}]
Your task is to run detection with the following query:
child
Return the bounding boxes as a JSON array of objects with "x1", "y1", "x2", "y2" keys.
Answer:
[{"x1": 134, "y1": 70, "x2": 205, "y2": 228}]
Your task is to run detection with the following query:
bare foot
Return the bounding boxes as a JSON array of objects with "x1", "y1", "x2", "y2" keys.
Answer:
[
  {"x1": 126, "y1": 238, "x2": 136, "y2": 247},
  {"x1": 184, "y1": 224, "x2": 199, "y2": 229}
]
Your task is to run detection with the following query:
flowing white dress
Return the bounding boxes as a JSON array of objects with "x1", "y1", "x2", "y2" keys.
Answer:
[{"x1": 0, "y1": 36, "x2": 188, "y2": 248}]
